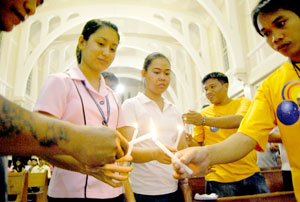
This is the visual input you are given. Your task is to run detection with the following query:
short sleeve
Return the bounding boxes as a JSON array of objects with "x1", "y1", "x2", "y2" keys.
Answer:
[
  {"x1": 34, "y1": 74, "x2": 68, "y2": 119},
  {"x1": 122, "y1": 99, "x2": 137, "y2": 127},
  {"x1": 238, "y1": 85, "x2": 276, "y2": 152},
  {"x1": 236, "y1": 98, "x2": 251, "y2": 116}
]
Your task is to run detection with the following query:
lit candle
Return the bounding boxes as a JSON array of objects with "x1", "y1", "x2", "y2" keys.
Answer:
[
  {"x1": 174, "y1": 125, "x2": 184, "y2": 149},
  {"x1": 129, "y1": 133, "x2": 152, "y2": 145},
  {"x1": 150, "y1": 119, "x2": 193, "y2": 175},
  {"x1": 126, "y1": 123, "x2": 138, "y2": 156},
  {"x1": 127, "y1": 133, "x2": 152, "y2": 156},
  {"x1": 131, "y1": 123, "x2": 139, "y2": 140},
  {"x1": 184, "y1": 124, "x2": 193, "y2": 135}
]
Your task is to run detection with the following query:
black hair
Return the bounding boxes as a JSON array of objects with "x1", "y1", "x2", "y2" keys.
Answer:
[
  {"x1": 202, "y1": 104, "x2": 210, "y2": 109},
  {"x1": 143, "y1": 52, "x2": 170, "y2": 71},
  {"x1": 12, "y1": 156, "x2": 25, "y2": 172},
  {"x1": 102, "y1": 71, "x2": 119, "y2": 89},
  {"x1": 252, "y1": 0, "x2": 300, "y2": 36},
  {"x1": 201, "y1": 72, "x2": 228, "y2": 85},
  {"x1": 76, "y1": 19, "x2": 120, "y2": 64}
]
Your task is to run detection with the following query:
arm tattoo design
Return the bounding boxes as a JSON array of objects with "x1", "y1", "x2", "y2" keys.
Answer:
[{"x1": 0, "y1": 96, "x2": 69, "y2": 147}]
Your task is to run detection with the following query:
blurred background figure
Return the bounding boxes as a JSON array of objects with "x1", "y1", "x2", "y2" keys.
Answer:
[
  {"x1": 102, "y1": 71, "x2": 119, "y2": 91},
  {"x1": 12, "y1": 157, "x2": 25, "y2": 173},
  {"x1": 257, "y1": 143, "x2": 280, "y2": 169},
  {"x1": 31, "y1": 159, "x2": 52, "y2": 179}
]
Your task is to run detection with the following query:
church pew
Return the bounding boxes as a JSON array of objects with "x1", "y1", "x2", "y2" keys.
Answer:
[
  {"x1": 180, "y1": 176, "x2": 205, "y2": 202},
  {"x1": 261, "y1": 169, "x2": 283, "y2": 192},
  {"x1": 188, "y1": 176, "x2": 206, "y2": 196},
  {"x1": 7, "y1": 172, "x2": 28, "y2": 202},
  {"x1": 209, "y1": 191, "x2": 295, "y2": 202},
  {"x1": 28, "y1": 171, "x2": 48, "y2": 202},
  {"x1": 181, "y1": 169, "x2": 286, "y2": 202}
]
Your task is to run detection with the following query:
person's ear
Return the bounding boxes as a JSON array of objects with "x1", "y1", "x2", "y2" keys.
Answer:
[
  {"x1": 141, "y1": 69, "x2": 146, "y2": 78},
  {"x1": 224, "y1": 83, "x2": 229, "y2": 90},
  {"x1": 78, "y1": 35, "x2": 86, "y2": 50}
]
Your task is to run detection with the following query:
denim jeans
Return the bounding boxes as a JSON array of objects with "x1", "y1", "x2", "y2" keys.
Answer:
[
  {"x1": 134, "y1": 188, "x2": 184, "y2": 202},
  {"x1": 206, "y1": 172, "x2": 270, "y2": 197}
]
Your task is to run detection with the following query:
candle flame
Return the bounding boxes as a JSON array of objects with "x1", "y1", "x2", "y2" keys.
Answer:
[
  {"x1": 150, "y1": 118, "x2": 157, "y2": 141},
  {"x1": 177, "y1": 125, "x2": 183, "y2": 132}
]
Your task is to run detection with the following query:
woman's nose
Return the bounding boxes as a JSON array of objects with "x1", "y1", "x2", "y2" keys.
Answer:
[
  {"x1": 24, "y1": 0, "x2": 38, "y2": 15},
  {"x1": 272, "y1": 31, "x2": 284, "y2": 44}
]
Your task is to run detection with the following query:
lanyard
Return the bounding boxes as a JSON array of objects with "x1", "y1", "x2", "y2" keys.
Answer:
[
  {"x1": 291, "y1": 61, "x2": 300, "y2": 80},
  {"x1": 81, "y1": 81, "x2": 110, "y2": 126}
]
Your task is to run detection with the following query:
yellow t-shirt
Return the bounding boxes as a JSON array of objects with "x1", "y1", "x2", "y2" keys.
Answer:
[
  {"x1": 193, "y1": 97, "x2": 260, "y2": 183},
  {"x1": 238, "y1": 61, "x2": 300, "y2": 200}
]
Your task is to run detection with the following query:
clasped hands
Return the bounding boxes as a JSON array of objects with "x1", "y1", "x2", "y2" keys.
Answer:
[{"x1": 66, "y1": 126, "x2": 133, "y2": 187}]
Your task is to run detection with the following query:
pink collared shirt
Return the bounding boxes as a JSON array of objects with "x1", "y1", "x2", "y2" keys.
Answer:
[{"x1": 34, "y1": 66, "x2": 126, "y2": 199}]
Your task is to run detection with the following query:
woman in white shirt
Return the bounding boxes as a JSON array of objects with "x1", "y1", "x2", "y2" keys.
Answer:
[{"x1": 122, "y1": 52, "x2": 186, "y2": 202}]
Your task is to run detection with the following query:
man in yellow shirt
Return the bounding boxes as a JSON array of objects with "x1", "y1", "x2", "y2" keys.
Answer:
[
  {"x1": 183, "y1": 72, "x2": 269, "y2": 197},
  {"x1": 173, "y1": 0, "x2": 300, "y2": 200}
]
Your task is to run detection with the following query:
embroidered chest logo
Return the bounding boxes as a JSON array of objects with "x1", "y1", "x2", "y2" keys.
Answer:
[
  {"x1": 209, "y1": 126, "x2": 219, "y2": 132},
  {"x1": 276, "y1": 80, "x2": 300, "y2": 125},
  {"x1": 209, "y1": 115, "x2": 220, "y2": 132}
]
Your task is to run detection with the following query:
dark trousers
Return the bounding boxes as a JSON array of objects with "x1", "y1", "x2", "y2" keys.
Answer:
[
  {"x1": 206, "y1": 172, "x2": 270, "y2": 197},
  {"x1": 134, "y1": 188, "x2": 184, "y2": 202},
  {"x1": 48, "y1": 194, "x2": 124, "y2": 202}
]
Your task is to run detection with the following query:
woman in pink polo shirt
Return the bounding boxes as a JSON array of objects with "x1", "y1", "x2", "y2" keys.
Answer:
[{"x1": 34, "y1": 19, "x2": 131, "y2": 202}]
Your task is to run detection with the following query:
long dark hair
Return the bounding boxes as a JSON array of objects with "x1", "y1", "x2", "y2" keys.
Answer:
[{"x1": 12, "y1": 156, "x2": 25, "y2": 172}]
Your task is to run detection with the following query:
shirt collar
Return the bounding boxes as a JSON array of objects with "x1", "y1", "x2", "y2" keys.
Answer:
[
  {"x1": 67, "y1": 66, "x2": 109, "y2": 96},
  {"x1": 137, "y1": 92, "x2": 172, "y2": 108}
]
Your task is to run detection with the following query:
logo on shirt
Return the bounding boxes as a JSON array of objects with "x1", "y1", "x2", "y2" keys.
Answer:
[
  {"x1": 209, "y1": 126, "x2": 219, "y2": 132},
  {"x1": 276, "y1": 80, "x2": 300, "y2": 125}
]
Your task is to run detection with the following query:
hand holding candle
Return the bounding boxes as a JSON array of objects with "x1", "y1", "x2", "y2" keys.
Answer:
[
  {"x1": 126, "y1": 124, "x2": 138, "y2": 156},
  {"x1": 150, "y1": 119, "x2": 193, "y2": 175},
  {"x1": 127, "y1": 124, "x2": 153, "y2": 156}
]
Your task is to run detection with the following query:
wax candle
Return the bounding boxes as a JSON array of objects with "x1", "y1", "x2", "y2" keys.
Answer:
[
  {"x1": 131, "y1": 123, "x2": 139, "y2": 141},
  {"x1": 126, "y1": 124, "x2": 139, "y2": 156},
  {"x1": 154, "y1": 140, "x2": 193, "y2": 175},
  {"x1": 150, "y1": 119, "x2": 193, "y2": 175},
  {"x1": 174, "y1": 125, "x2": 184, "y2": 149},
  {"x1": 129, "y1": 133, "x2": 152, "y2": 145}
]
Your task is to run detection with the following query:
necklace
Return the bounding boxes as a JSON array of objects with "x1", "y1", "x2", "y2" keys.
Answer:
[{"x1": 291, "y1": 61, "x2": 300, "y2": 80}]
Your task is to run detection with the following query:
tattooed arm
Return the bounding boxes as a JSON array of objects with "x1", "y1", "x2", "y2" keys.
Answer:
[{"x1": 0, "y1": 96, "x2": 129, "y2": 167}]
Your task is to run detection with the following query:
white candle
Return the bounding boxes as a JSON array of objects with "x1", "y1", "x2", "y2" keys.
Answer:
[
  {"x1": 129, "y1": 133, "x2": 152, "y2": 146},
  {"x1": 127, "y1": 124, "x2": 139, "y2": 156},
  {"x1": 150, "y1": 118, "x2": 193, "y2": 175},
  {"x1": 185, "y1": 124, "x2": 193, "y2": 135},
  {"x1": 131, "y1": 123, "x2": 139, "y2": 141},
  {"x1": 127, "y1": 133, "x2": 152, "y2": 156},
  {"x1": 154, "y1": 140, "x2": 193, "y2": 175},
  {"x1": 174, "y1": 125, "x2": 184, "y2": 149}
]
